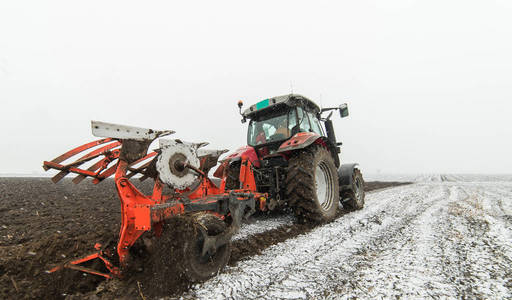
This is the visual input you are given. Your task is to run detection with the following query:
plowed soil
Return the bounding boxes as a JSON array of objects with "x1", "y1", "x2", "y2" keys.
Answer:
[{"x1": 0, "y1": 178, "x2": 409, "y2": 299}]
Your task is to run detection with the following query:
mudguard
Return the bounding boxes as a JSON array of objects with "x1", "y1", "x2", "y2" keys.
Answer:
[
  {"x1": 277, "y1": 132, "x2": 320, "y2": 153},
  {"x1": 338, "y1": 163, "x2": 359, "y2": 190},
  {"x1": 277, "y1": 132, "x2": 340, "y2": 167}
]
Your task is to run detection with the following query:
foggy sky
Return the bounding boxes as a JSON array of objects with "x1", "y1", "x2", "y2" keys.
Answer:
[{"x1": 1, "y1": 0, "x2": 511, "y2": 175}]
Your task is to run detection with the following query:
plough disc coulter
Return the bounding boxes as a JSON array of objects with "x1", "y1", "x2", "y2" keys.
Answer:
[{"x1": 43, "y1": 121, "x2": 265, "y2": 280}]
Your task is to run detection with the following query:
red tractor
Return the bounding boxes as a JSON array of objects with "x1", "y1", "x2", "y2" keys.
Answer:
[
  {"x1": 43, "y1": 94, "x2": 364, "y2": 282},
  {"x1": 217, "y1": 94, "x2": 365, "y2": 221}
]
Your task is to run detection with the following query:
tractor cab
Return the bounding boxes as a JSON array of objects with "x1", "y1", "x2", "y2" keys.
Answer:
[
  {"x1": 241, "y1": 94, "x2": 325, "y2": 156},
  {"x1": 246, "y1": 101, "x2": 324, "y2": 146}
]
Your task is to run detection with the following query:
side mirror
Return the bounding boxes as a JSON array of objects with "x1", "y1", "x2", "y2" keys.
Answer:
[
  {"x1": 339, "y1": 103, "x2": 349, "y2": 118},
  {"x1": 238, "y1": 100, "x2": 247, "y2": 123}
]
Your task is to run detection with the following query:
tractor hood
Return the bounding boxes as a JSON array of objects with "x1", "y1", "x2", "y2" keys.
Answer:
[{"x1": 242, "y1": 94, "x2": 321, "y2": 120}]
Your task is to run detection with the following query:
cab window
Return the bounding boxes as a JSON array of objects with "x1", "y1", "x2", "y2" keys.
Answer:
[
  {"x1": 307, "y1": 112, "x2": 323, "y2": 135},
  {"x1": 288, "y1": 109, "x2": 298, "y2": 135},
  {"x1": 248, "y1": 109, "x2": 296, "y2": 146},
  {"x1": 296, "y1": 107, "x2": 312, "y2": 133}
]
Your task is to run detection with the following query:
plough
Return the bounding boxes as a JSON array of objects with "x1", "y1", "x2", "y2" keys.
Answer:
[{"x1": 43, "y1": 121, "x2": 266, "y2": 281}]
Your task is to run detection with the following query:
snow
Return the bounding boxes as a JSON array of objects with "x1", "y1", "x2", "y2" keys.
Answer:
[
  {"x1": 176, "y1": 178, "x2": 512, "y2": 299},
  {"x1": 232, "y1": 214, "x2": 294, "y2": 241},
  {"x1": 364, "y1": 173, "x2": 512, "y2": 183}
]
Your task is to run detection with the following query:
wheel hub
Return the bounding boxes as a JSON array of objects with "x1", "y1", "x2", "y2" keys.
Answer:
[
  {"x1": 156, "y1": 139, "x2": 201, "y2": 189},
  {"x1": 315, "y1": 162, "x2": 334, "y2": 210}
]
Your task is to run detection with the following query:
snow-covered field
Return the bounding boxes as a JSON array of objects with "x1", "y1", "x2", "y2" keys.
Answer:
[
  {"x1": 364, "y1": 173, "x2": 512, "y2": 183},
  {"x1": 179, "y1": 175, "x2": 512, "y2": 299}
]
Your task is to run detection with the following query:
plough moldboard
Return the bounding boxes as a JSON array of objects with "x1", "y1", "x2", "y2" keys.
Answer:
[{"x1": 43, "y1": 121, "x2": 267, "y2": 280}]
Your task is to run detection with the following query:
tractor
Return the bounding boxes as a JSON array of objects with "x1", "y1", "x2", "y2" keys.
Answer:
[
  {"x1": 217, "y1": 94, "x2": 365, "y2": 221},
  {"x1": 42, "y1": 94, "x2": 364, "y2": 283}
]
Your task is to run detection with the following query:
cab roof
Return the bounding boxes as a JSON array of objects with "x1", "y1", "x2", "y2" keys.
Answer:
[{"x1": 242, "y1": 94, "x2": 321, "y2": 120}]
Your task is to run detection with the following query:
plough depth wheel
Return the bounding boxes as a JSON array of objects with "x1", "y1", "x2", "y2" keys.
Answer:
[{"x1": 180, "y1": 213, "x2": 231, "y2": 282}]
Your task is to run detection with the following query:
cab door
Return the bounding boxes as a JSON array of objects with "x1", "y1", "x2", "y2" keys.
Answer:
[{"x1": 307, "y1": 111, "x2": 325, "y2": 136}]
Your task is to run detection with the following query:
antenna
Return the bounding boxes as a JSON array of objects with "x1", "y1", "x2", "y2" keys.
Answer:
[{"x1": 290, "y1": 81, "x2": 293, "y2": 95}]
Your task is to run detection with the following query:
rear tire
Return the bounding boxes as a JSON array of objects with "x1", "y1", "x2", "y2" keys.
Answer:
[
  {"x1": 285, "y1": 146, "x2": 339, "y2": 222},
  {"x1": 181, "y1": 213, "x2": 231, "y2": 282},
  {"x1": 341, "y1": 169, "x2": 365, "y2": 210}
]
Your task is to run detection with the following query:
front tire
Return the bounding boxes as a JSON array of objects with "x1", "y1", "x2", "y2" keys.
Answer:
[
  {"x1": 285, "y1": 146, "x2": 339, "y2": 222},
  {"x1": 341, "y1": 169, "x2": 365, "y2": 210}
]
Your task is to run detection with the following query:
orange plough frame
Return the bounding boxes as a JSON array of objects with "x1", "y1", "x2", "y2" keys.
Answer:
[{"x1": 43, "y1": 137, "x2": 266, "y2": 279}]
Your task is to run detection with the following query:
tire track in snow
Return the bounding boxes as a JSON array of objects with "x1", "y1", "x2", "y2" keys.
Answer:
[
  {"x1": 323, "y1": 184, "x2": 463, "y2": 299},
  {"x1": 231, "y1": 182, "x2": 411, "y2": 243},
  {"x1": 444, "y1": 184, "x2": 512, "y2": 298},
  {"x1": 177, "y1": 184, "x2": 449, "y2": 299},
  {"x1": 231, "y1": 183, "x2": 409, "y2": 243},
  {"x1": 329, "y1": 185, "x2": 461, "y2": 299},
  {"x1": 478, "y1": 186, "x2": 512, "y2": 219},
  {"x1": 176, "y1": 182, "x2": 512, "y2": 300},
  {"x1": 335, "y1": 182, "x2": 512, "y2": 299}
]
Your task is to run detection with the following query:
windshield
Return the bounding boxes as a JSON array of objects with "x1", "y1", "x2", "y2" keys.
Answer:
[{"x1": 248, "y1": 109, "x2": 297, "y2": 146}]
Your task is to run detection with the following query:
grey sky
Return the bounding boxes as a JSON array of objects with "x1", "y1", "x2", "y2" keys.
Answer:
[{"x1": 1, "y1": 0, "x2": 511, "y2": 175}]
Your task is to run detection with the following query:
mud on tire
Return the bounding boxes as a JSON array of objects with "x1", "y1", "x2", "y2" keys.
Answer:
[
  {"x1": 341, "y1": 168, "x2": 365, "y2": 210},
  {"x1": 285, "y1": 146, "x2": 339, "y2": 222}
]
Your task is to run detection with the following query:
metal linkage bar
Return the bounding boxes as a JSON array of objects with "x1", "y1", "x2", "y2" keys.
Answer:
[
  {"x1": 43, "y1": 139, "x2": 122, "y2": 183},
  {"x1": 43, "y1": 138, "x2": 114, "y2": 171},
  {"x1": 43, "y1": 141, "x2": 161, "y2": 184}
]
